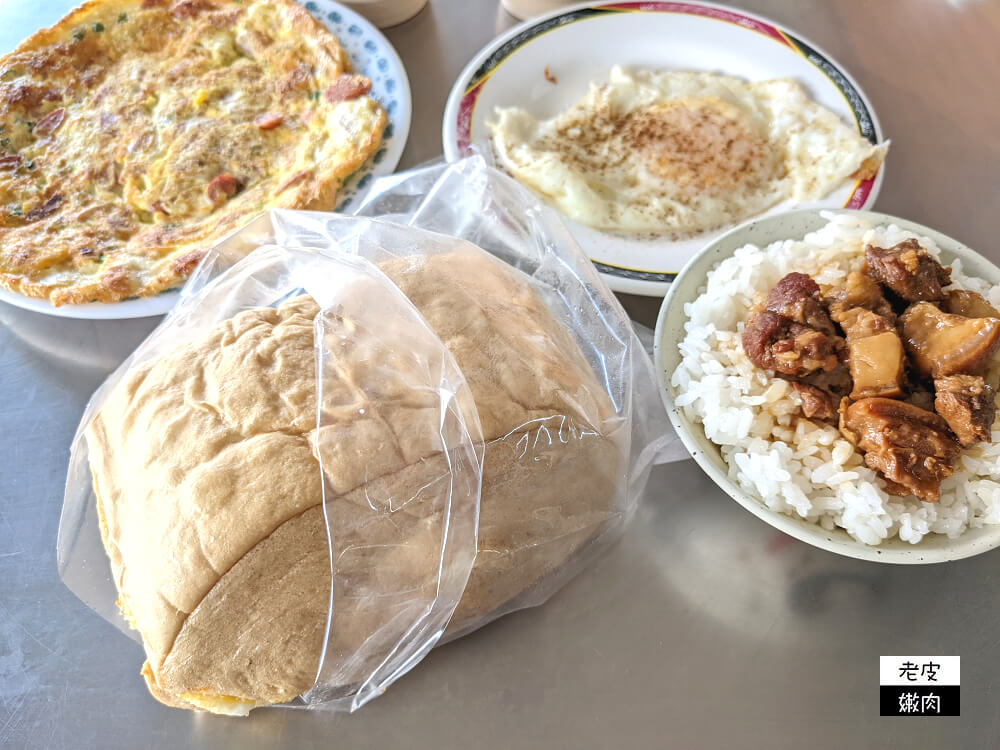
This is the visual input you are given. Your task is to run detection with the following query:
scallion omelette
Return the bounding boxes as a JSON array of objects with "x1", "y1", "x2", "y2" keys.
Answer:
[{"x1": 0, "y1": 0, "x2": 386, "y2": 305}]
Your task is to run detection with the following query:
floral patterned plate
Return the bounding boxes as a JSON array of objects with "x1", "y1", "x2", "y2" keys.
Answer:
[{"x1": 0, "y1": 0, "x2": 411, "y2": 319}]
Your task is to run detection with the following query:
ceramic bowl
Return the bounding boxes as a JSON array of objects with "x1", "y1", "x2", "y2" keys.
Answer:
[{"x1": 654, "y1": 208, "x2": 1000, "y2": 563}]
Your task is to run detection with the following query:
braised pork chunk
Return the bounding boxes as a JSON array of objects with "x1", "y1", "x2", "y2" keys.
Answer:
[
  {"x1": 742, "y1": 309, "x2": 841, "y2": 378},
  {"x1": 900, "y1": 302, "x2": 1000, "y2": 378},
  {"x1": 941, "y1": 289, "x2": 1000, "y2": 319},
  {"x1": 839, "y1": 398, "x2": 961, "y2": 502},
  {"x1": 764, "y1": 272, "x2": 837, "y2": 335},
  {"x1": 865, "y1": 240, "x2": 951, "y2": 302},
  {"x1": 827, "y1": 271, "x2": 895, "y2": 324},
  {"x1": 742, "y1": 244, "x2": 1000, "y2": 503},
  {"x1": 934, "y1": 375, "x2": 995, "y2": 446}
]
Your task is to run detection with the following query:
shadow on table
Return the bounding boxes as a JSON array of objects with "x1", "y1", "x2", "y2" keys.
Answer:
[{"x1": 0, "y1": 301, "x2": 160, "y2": 380}]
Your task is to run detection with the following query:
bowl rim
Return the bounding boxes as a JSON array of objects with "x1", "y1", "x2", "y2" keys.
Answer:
[{"x1": 653, "y1": 207, "x2": 1000, "y2": 564}]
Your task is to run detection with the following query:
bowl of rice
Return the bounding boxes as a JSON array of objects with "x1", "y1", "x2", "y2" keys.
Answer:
[{"x1": 655, "y1": 209, "x2": 1000, "y2": 563}]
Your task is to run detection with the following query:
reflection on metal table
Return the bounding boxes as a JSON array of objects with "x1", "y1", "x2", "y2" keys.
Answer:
[{"x1": 1, "y1": 0, "x2": 998, "y2": 748}]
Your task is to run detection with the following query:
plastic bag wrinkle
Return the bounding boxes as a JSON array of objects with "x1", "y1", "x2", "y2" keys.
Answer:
[{"x1": 58, "y1": 155, "x2": 680, "y2": 714}]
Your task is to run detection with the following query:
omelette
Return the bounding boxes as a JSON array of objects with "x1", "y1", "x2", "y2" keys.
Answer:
[
  {"x1": 0, "y1": 0, "x2": 386, "y2": 305},
  {"x1": 488, "y1": 66, "x2": 887, "y2": 236}
]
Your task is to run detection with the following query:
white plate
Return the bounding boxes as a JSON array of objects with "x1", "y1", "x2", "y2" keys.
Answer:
[
  {"x1": 442, "y1": 1, "x2": 886, "y2": 296},
  {"x1": 0, "y1": 287, "x2": 180, "y2": 320},
  {"x1": 0, "y1": 0, "x2": 411, "y2": 320}
]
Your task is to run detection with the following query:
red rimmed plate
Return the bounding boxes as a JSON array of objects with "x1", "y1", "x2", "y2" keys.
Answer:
[{"x1": 443, "y1": 1, "x2": 886, "y2": 296}]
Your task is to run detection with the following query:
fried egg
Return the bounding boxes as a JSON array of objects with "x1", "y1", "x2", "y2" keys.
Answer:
[{"x1": 488, "y1": 66, "x2": 888, "y2": 236}]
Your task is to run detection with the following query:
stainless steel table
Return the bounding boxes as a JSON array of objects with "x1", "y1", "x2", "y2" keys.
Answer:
[{"x1": 2, "y1": 1, "x2": 998, "y2": 748}]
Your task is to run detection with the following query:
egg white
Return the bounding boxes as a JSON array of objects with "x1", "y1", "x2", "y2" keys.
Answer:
[{"x1": 488, "y1": 66, "x2": 887, "y2": 236}]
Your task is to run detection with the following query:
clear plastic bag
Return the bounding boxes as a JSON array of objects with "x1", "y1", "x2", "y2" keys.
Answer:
[
  {"x1": 58, "y1": 155, "x2": 678, "y2": 714},
  {"x1": 352, "y1": 155, "x2": 683, "y2": 633},
  {"x1": 60, "y1": 243, "x2": 482, "y2": 713}
]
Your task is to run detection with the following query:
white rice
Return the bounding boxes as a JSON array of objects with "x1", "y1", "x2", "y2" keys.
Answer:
[{"x1": 671, "y1": 211, "x2": 1000, "y2": 545}]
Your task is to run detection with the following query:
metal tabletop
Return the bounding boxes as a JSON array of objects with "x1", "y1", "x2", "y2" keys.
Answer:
[{"x1": 2, "y1": 1, "x2": 998, "y2": 748}]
